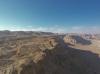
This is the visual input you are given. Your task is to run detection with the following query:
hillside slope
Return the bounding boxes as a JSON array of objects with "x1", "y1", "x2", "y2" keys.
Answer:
[{"x1": 0, "y1": 34, "x2": 100, "y2": 74}]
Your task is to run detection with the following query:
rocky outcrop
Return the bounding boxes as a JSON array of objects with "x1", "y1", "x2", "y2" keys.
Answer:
[
  {"x1": 64, "y1": 35, "x2": 76, "y2": 45},
  {"x1": 0, "y1": 35, "x2": 100, "y2": 74},
  {"x1": 64, "y1": 35, "x2": 91, "y2": 45}
]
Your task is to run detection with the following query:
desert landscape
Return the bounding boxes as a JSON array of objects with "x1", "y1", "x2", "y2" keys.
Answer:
[
  {"x1": 0, "y1": 0, "x2": 100, "y2": 74},
  {"x1": 0, "y1": 31, "x2": 100, "y2": 74}
]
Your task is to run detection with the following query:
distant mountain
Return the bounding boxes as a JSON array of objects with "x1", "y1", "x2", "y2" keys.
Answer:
[{"x1": 0, "y1": 30, "x2": 55, "y2": 38}]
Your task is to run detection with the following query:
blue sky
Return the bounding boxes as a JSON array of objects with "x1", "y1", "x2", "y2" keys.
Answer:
[{"x1": 0, "y1": 0, "x2": 100, "y2": 33}]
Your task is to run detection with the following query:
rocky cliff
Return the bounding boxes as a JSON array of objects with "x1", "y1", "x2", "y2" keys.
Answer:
[{"x1": 0, "y1": 34, "x2": 100, "y2": 74}]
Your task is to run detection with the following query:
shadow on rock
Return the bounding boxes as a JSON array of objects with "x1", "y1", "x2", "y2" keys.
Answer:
[
  {"x1": 71, "y1": 35, "x2": 92, "y2": 45},
  {"x1": 37, "y1": 37, "x2": 100, "y2": 74}
]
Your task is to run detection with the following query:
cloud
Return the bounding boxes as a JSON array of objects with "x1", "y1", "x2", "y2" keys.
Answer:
[
  {"x1": 4, "y1": 25, "x2": 65, "y2": 33},
  {"x1": 69, "y1": 25, "x2": 100, "y2": 34},
  {"x1": 24, "y1": 25, "x2": 67, "y2": 33},
  {"x1": 30, "y1": 26, "x2": 66, "y2": 33},
  {"x1": 0, "y1": 25, "x2": 100, "y2": 34}
]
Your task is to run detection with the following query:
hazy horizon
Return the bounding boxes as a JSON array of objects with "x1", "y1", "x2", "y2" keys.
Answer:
[{"x1": 0, "y1": 0, "x2": 100, "y2": 33}]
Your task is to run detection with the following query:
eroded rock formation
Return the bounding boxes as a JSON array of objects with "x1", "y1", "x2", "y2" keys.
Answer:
[{"x1": 0, "y1": 34, "x2": 100, "y2": 74}]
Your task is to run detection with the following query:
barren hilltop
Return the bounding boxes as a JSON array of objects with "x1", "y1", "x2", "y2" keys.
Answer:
[{"x1": 0, "y1": 31, "x2": 100, "y2": 74}]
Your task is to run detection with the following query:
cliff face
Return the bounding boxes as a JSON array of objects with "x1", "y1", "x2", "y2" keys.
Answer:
[
  {"x1": 0, "y1": 35, "x2": 100, "y2": 74},
  {"x1": 0, "y1": 36, "x2": 58, "y2": 74},
  {"x1": 64, "y1": 35, "x2": 91, "y2": 45}
]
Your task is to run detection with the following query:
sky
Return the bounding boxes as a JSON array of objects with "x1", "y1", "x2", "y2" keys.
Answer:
[{"x1": 0, "y1": 0, "x2": 100, "y2": 33}]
